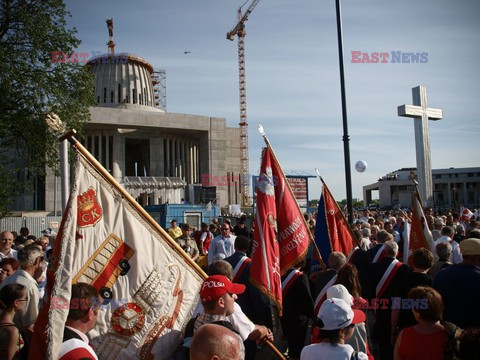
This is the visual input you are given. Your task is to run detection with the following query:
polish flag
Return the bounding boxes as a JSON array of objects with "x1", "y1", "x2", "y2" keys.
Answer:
[{"x1": 250, "y1": 146, "x2": 309, "y2": 315}]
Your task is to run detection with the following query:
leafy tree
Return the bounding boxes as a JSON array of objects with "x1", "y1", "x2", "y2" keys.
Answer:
[{"x1": 0, "y1": 0, "x2": 95, "y2": 213}]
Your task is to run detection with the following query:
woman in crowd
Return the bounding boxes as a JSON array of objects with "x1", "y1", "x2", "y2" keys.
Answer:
[
  {"x1": 0, "y1": 259, "x2": 19, "y2": 283},
  {"x1": 301, "y1": 298, "x2": 367, "y2": 360},
  {"x1": 0, "y1": 284, "x2": 26, "y2": 359},
  {"x1": 394, "y1": 286, "x2": 448, "y2": 360}
]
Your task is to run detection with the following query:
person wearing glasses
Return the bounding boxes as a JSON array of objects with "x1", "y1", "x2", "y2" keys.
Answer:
[
  {"x1": 0, "y1": 245, "x2": 43, "y2": 350},
  {"x1": 208, "y1": 224, "x2": 236, "y2": 265},
  {"x1": 0, "y1": 284, "x2": 27, "y2": 360}
]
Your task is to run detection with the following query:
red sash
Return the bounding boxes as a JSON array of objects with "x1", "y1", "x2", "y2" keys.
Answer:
[
  {"x1": 281, "y1": 269, "x2": 302, "y2": 296},
  {"x1": 376, "y1": 259, "x2": 403, "y2": 298},
  {"x1": 232, "y1": 255, "x2": 251, "y2": 283},
  {"x1": 372, "y1": 244, "x2": 386, "y2": 263},
  {"x1": 313, "y1": 274, "x2": 337, "y2": 315}
]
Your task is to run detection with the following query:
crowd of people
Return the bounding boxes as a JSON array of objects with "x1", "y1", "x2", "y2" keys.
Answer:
[
  {"x1": 0, "y1": 207, "x2": 479, "y2": 359},
  {"x1": 168, "y1": 209, "x2": 480, "y2": 360}
]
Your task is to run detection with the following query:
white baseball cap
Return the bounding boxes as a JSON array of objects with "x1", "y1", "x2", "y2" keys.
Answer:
[
  {"x1": 327, "y1": 284, "x2": 354, "y2": 306},
  {"x1": 317, "y1": 298, "x2": 366, "y2": 330}
]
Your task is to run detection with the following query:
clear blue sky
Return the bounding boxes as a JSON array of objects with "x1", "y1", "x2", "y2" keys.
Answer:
[{"x1": 64, "y1": 0, "x2": 480, "y2": 202}]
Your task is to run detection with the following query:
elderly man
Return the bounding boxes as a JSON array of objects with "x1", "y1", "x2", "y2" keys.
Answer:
[
  {"x1": 370, "y1": 240, "x2": 409, "y2": 360},
  {"x1": 208, "y1": 223, "x2": 236, "y2": 265},
  {"x1": 190, "y1": 323, "x2": 243, "y2": 360},
  {"x1": 434, "y1": 226, "x2": 463, "y2": 264},
  {"x1": 0, "y1": 244, "x2": 43, "y2": 346},
  {"x1": 434, "y1": 238, "x2": 480, "y2": 329},
  {"x1": 0, "y1": 231, "x2": 17, "y2": 260}
]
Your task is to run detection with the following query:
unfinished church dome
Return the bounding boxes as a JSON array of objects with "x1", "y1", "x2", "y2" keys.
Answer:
[{"x1": 87, "y1": 53, "x2": 162, "y2": 112}]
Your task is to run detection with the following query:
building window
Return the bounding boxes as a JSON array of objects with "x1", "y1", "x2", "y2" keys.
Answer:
[
  {"x1": 133, "y1": 89, "x2": 136, "y2": 104},
  {"x1": 118, "y1": 84, "x2": 121, "y2": 103},
  {"x1": 97, "y1": 96, "x2": 100, "y2": 104},
  {"x1": 103, "y1": 87, "x2": 106, "y2": 103},
  {"x1": 111, "y1": 91, "x2": 113, "y2": 103}
]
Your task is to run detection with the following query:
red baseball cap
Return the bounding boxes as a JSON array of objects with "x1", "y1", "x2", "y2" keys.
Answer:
[{"x1": 200, "y1": 275, "x2": 246, "y2": 302}]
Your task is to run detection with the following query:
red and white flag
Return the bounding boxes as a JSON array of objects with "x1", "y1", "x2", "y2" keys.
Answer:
[
  {"x1": 407, "y1": 191, "x2": 434, "y2": 263},
  {"x1": 460, "y1": 206, "x2": 474, "y2": 222},
  {"x1": 250, "y1": 146, "x2": 309, "y2": 315},
  {"x1": 30, "y1": 150, "x2": 204, "y2": 360}
]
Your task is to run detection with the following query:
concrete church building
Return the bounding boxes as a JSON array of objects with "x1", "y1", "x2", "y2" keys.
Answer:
[
  {"x1": 42, "y1": 51, "x2": 242, "y2": 212},
  {"x1": 363, "y1": 167, "x2": 480, "y2": 210}
]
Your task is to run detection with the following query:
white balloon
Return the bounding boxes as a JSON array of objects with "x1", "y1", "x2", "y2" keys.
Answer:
[{"x1": 355, "y1": 160, "x2": 367, "y2": 173}]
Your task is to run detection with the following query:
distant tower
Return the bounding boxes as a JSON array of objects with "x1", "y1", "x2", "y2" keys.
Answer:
[
  {"x1": 86, "y1": 19, "x2": 166, "y2": 111},
  {"x1": 106, "y1": 18, "x2": 115, "y2": 54}
]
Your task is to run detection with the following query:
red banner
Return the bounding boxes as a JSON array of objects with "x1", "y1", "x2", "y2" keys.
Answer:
[
  {"x1": 250, "y1": 147, "x2": 309, "y2": 315},
  {"x1": 321, "y1": 184, "x2": 356, "y2": 257},
  {"x1": 409, "y1": 192, "x2": 430, "y2": 262}
]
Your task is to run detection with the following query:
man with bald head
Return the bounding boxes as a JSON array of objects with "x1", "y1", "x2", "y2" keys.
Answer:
[
  {"x1": 190, "y1": 323, "x2": 243, "y2": 360},
  {"x1": 0, "y1": 231, "x2": 17, "y2": 260}
]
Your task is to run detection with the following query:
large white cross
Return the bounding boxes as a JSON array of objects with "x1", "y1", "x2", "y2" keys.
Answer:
[{"x1": 397, "y1": 85, "x2": 443, "y2": 207}]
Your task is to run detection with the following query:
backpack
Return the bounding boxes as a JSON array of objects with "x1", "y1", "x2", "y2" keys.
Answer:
[{"x1": 442, "y1": 320, "x2": 463, "y2": 360}]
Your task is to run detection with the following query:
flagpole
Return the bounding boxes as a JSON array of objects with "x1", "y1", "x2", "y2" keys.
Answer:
[
  {"x1": 61, "y1": 129, "x2": 286, "y2": 360},
  {"x1": 258, "y1": 126, "x2": 326, "y2": 271},
  {"x1": 60, "y1": 130, "x2": 207, "y2": 278},
  {"x1": 315, "y1": 170, "x2": 361, "y2": 249}
]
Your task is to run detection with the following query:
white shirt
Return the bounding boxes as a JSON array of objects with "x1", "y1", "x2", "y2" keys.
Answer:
[
  {"x1": 434, "y1": 236, "x2": 463, "y2": 264},
  {"x1": 360, "y1": 237, "x2": 371, "y2": 251},
  {"x1": 207, "y1": 234, "x2": 236, "y2": 264},
  {"x1": 192, "y1": 301, "x2": 255, "y2": 341},
  {"x1": 301, "y1": 342, "x2": 367, "y2": 360},
  {"x1": 59, "y1": 326, "x2": 98, "y2": 360},
  {"x1": 0, "y1": 248, "x2": 17, "y2": 260}
]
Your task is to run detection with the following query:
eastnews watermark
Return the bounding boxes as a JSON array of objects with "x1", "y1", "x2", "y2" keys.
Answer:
[
  {"x1": 354, "y1": 297, "x2": 428, "y2": 310},
  {"x1": 50, "y1": 297, "x2": 128, "y2": 311},
  {"x1": 51, "y1": 51, "x2": 129, "y2": 64},
  {"x1": 351, "y1": 51, "x2": 428, "y2": 63}
]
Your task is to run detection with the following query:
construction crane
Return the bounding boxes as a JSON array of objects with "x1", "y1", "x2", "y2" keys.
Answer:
[
  {"x1": 226, "y1": 0, "x2": 261, "y2": 207},
  {"x1": 106, "y1": 18, "x2": 115, "y2": 54}
]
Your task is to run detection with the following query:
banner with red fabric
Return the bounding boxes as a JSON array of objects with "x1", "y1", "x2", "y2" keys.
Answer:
[
  {"x1": 408, "y1": 191, "x2": 433, "y2": 263},
  {"x1": 314, "y1": 182, "x2": 356, "y2": 266},
  {"x1": 250, "y1": 146, "x2": 309, "y2": 315},
  {"x1": 30, "y1": 148, "x2": 204, "y2": 360}
]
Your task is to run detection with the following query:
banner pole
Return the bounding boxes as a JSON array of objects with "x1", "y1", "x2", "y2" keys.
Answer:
[
  {"x1": 60, "y1": 130, "x2": 207, "y2": 278},
  {"x1": 61, "y1": 129, "x2": 285, "y2": 360},
  {"x1": 315, "y1": 170, "x2": 361, "y2": 249},
  {"x1": 258, "y1": 125, "x2": 326, "y2": 271}
]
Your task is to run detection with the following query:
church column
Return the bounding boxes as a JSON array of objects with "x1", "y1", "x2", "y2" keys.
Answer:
[
  {"x1": 175, "y1": 139, "x2": 180, "y2": 177},
  {"x1": 165, "y1": 137, "x2": 170, "y2": 176},
  {"x1": 172, "y1": 139, "x2": 176, "y2": 177},
  {"x1": 192, "y1": 142, "x2": 197, "y2": 184},
  {"x1": 194, "y1": 141, "x2": 200, "y2": 183},
  {"x1": 112, "y1": 133, "x2": 125, "y2": 183},
  {"x1": 151, "y1": 136, "x2": 164, "y2": 177},
  {"x1": 182, "y1": 140, "x2": 187, "y2": 182},
  {"x1": 190, "y1": 142, "x2": 194, "y2": 184},
  {"x1": 105, "y1": 134, "x2": 110, "y2": 172},
  {"x1": 98, "y1": 134, "x2": 103, "y2": 165}
]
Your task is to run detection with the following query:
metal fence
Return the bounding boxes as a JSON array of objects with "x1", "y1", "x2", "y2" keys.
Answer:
[{"x1": 0, "y1": 216, "x2": 62, "y2": 237}]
